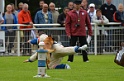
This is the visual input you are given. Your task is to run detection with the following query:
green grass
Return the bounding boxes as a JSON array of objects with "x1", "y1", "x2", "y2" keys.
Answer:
[{"x1": 0, "y1": 55, "x2": 124, "y2": 81}]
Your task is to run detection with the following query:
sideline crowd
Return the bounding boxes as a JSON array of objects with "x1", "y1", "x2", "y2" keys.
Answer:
[{"x1": 0, "y1": 0, "x2": 124, "y2": 57}]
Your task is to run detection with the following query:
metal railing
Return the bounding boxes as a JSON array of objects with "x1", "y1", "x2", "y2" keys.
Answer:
[{"x1": 0, "y1": 22, "x2": 122, "y2": 56}]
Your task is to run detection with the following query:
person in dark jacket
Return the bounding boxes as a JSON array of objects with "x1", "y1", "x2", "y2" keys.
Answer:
[
  {"x1": 57, "y1": 7, "x2": 70, "y2": 47},
  {"x1": 57, "y1": 7, "x2": 70, "y2": 27},
  {"x1": 100, "y1": 0, "x2": 117, "y2": 52},
  {"x1": 113, "y1": 3, "x2": 124, "y2": 51},
  {"x1": 65, "y1": 0, "x2": 92, "y2": 62},
  {"x1": 100, "y1": 0, "x2": 117, "y2": 22}
]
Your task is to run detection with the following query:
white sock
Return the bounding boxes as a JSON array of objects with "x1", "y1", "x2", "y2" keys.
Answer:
[{"x1": 78, "y1": 44, "x2": 87, "y2": 50}]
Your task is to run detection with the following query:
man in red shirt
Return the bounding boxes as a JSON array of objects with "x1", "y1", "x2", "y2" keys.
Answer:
[
  {"x1": 65, "y1": 0, "x2": 92, "y2": 62},
  {"x1": 18, "y1": 3, "x2": 33, "y2": 55}
]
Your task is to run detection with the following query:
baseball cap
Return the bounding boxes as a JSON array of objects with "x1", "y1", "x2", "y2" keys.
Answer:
[
  {"x1": 89, "y1": 3, "x2": 95, "y2": 8},
  {"x1": 73, "y1": 0, "x2": 82, "y2": 5}
]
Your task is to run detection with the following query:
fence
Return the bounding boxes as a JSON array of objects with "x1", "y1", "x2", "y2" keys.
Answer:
[{"x1": 0, "y1": 22, "x2": 122, "y2": 56}]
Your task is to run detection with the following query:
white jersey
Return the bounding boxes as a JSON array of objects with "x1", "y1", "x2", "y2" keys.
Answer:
[{"x1": 116, "y1": 47, "x2": 124, "y2": 61}]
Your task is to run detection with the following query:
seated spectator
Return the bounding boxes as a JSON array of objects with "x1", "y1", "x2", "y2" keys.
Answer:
[
  {"x1": 92, "y1": 9, "x2": 109, "y2": 54},
  {"x1": 1, "y1": 4, "x2": 18, "y2": 54},
  {"x1": 113, "y1": 3, "x2": 124, "y2": 51},
  {"x1": 49, "y1": 2, "x2": 59, "y2": 23}
]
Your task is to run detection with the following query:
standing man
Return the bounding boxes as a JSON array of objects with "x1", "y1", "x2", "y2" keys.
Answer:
[
  {"x1": 68, "y1": 2, "x2": 74, "y2": 10},
  {"x1": 65, "y1": 0, "x2": 92, "y2": 62},
  {"x1": 17, "y1": 2, "x2": 23, "y2": 12},
  {"x1": 100, "y1": 0, "x2": 117, "y2": 52},
  {"x1": 81, "y1": 0, "x2": 88, "y2": 11},
  {"x1": 18, "y1": 3, "x2": 33, "y2": 55},
  {"x1": 35, "y1": 0, "x2": 45, "y2": 13},
  {"x1": 34, "y1": 4, "x2": 53, "y2": 32},
  {"x1": 100, "y1": 0, "x2": 116, "y2": 22},
  {"x1": 1, "y1": 4, "x2": 18, "y2": 54},
  {"x1": 57, "y1": 7, "x2": 70, "y2": 27},
  {"x1": 49, "y1": 2, "x2": 59, "y2": 23}
]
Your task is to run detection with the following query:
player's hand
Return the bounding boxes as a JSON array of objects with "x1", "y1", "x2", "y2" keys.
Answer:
[
  {"x1": 27, "y1": 40, "x2": 31, "y2": 43},
  {"x1": 68, "y1": 36, "x2": 71, "y2": 39},
  {"x1": 29, "y1": 22, "x2": 33, "y2": 26},
  {"x1": 47, "y1": 49, "x2": 55, "y2": 53}
]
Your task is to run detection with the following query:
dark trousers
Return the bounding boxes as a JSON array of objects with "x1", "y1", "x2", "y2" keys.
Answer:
[
  {"x1": 5, "y1": 31, "x2": 15, "y2": 53},
  {"x1": 23, "y1": 31, "x2": 31, "y2": 54},
  {"x1": 67, "y1": 36, "x2": 88, "y2": 62},
  {"x1": 97, "y1": 35, "x2": 105, "y2": 54}
]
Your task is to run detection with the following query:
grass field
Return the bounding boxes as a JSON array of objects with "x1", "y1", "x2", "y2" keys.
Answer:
[{"x1": 0, "y1": 55, "x2": 124, "y2": 81}]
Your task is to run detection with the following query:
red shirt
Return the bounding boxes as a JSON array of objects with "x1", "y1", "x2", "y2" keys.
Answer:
[
  {"x1": 18, "y1": 10, "x2": 32, "y2": 29},
  {"x1": 65, "y1": 9, "x2": 92, "y2": 37}
]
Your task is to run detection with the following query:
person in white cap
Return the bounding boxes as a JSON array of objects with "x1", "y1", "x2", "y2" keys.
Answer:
[{"x1": 87, "y1": 3, "x2": 96, "y2": 22}]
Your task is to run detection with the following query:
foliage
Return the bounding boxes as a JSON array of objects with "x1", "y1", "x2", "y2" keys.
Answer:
[{"x1": 0, "y1": 55, "x2": 124, "y2": 81}]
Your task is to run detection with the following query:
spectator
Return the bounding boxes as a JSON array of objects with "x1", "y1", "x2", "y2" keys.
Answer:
[
  {"x1": 49, "y1": 2, "x2": 59, "y2": 23},
  {"x1": 17, "y1": 2, "x2": 23, "y2": 12},
  {"x1": 57, "y1": 7, "x2": 70, "y2": 27},
  {"x1": 100, "y1": 0, "x2": 117, "y2": 22},
  {"x1": 33, "y1": 0, "x2": 45, "y2": 22},
  {"x1": 35, "y1": 0, "x2": 45, "y2": 14},
  {"x1": 114, "y1": 3, "x2": 124, "y2": 24},
  {"x1": 65, "y1": 0, "x2": 92, "y2": 62},
  {"x1": 92, "y1": 9, "x2": 109, "y2": 54},
  {"x1": 100, "y1": 0, "x2": 117, "y2": 52},
  {"x1": 1, "y1": 4, "x2": 18, "y2": 54},
  {"x1": 87, "y1": 3, "x2": 96, "y2": 22},
  {"x1": 0, "y1": 12, "x2": 4, "y2": 25},
  {"x1": 87, "y1": 3, "x2": 96, "y2": 52},
  {"x1": 57, "y1": 7, "x2": 70, "y2": 46},
  {"x1": 113, "y1": 3, "x2": 124, "y2": 50},
  {"x1": 34, "y1": 4, "x2": 53, "y2": 28},
  {"x1": 68, "y1": 2, "x2": 74, "y2": 10},
  {"x1": 0, "y1": 12, "x2": 4, "y2": 30},
  {"x1": 18, "y1": 3, "x2": 33, "y2": 55},
  {"x1": 81, "y1": 0, "x2": 88, "y2": 11},
  {"x1": 9, "y1": 3, "x2": 19, "y2": 53},
  {"x1": 10, "y1": 3, "x2": 18, "y2": 20}
]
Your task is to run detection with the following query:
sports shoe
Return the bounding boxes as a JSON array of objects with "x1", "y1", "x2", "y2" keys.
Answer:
[
  {"x1": 33, "y1": 74, "x2": 50, "y2": 78},
  {"x1": 78, "y1": 44, "x2": 88, "y2": 50},
  {"x1": 84, "y1": 60, "x2": 89, "y2": 62},
  {"x1": 65, "y1": 64, "x2": 71, "y2": 69}
]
